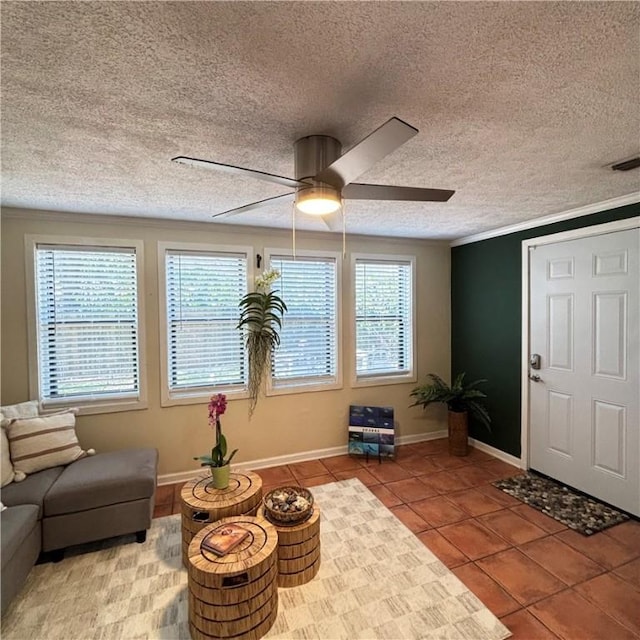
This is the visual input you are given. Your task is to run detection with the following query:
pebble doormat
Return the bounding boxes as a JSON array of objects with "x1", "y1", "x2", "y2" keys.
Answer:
[{"x1": 493, "y1": 473, "x2": 630, "y2": 535}]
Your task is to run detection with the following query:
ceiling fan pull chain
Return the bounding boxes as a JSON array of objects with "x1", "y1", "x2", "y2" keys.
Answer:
[
  {"x1": 291, "y1": 200, "x2": 296, "y2": 259},
  {"x1": 342, "y1": 199, "x2": 346, "y2": 259}
]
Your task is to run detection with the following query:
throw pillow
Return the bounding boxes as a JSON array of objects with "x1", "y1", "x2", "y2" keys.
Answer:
[
  {"x1": 5, "y1": 413, "x2": 94, "y2": 477},
  {"x1": 1, "y1": 428, "x2": 16, "y2": 486},
  {"x1": 0, "y1": 400, "x2": 40, "y2": 427},
  {"x1": 0, "y1": 501, "x2": 6, "y2": 512}
]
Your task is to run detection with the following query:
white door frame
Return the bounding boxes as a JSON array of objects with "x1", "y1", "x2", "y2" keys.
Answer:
[{"x1": 520, "y1": 216, "x2": 640, "y2": 469}]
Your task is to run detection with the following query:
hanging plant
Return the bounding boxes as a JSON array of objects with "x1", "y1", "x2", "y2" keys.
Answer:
[{"x1": 237, "y1": 268, "x2": 287, "y2": 416}]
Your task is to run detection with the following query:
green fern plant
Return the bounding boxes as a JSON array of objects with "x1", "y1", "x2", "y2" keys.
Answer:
[
  {"x1": 410, "y1": 372, "x2": 491, "y2": 430},
  {"x1": 237, "y1": 269, "x2": 287, "y2": 416}
]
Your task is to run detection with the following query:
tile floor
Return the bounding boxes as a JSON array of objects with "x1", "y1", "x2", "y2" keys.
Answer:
[{"x1": 155, "y1": 438, "x2": 640, "y2": 639}]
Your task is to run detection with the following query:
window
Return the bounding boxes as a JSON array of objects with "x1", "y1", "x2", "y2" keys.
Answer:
[
  {"x1": 267, "y1": 250, "x2": 341, "y2": 392},
  {"x1": 160, "y1": 243, "x2": 250, "y2": 403},
  {"x1": 27, "y1": 238, "x2": 146, "y2": 412},
  {"x1": 353, "y1": 254, "x2": 415, "y2": 384}
]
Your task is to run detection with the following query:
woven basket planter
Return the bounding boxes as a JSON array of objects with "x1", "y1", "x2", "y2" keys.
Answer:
[{"x1": 448, "y1": 410, "x2": 469, "y2": 456}]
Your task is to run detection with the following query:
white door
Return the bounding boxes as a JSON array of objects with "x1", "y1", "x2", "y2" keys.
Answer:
[{"x1": 529, "y1": 227, "x2": 639, "y2": 516}]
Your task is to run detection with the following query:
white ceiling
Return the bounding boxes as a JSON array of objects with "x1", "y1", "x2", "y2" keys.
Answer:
[{"x1": 1, "y1": 1, "x2": 639, "y2": 240}]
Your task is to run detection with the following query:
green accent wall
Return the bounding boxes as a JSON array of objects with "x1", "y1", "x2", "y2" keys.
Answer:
[{"x1": 451, "y1": 202, "x2": 640, "y2": 457}]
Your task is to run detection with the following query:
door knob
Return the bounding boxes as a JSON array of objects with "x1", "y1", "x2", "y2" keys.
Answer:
[{"x1": 528, "y1": 373, "x2": 542, "y2": 382}]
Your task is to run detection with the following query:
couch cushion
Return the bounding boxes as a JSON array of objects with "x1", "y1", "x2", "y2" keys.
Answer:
[
  {"x1": 1, "y1": 428, "x2": 15, "y2": 487},
  {"x1": 6, "y1": 412, "x2": 89, "y2": 477},
  {"x1": 44, "y1": 448, "x2": 158, "y2": 517},
  {"x1": 1, "y1": 504, "x2": 40, "y2": 569},
  {"x1": 0, "y1": 466, "x2": 64, "y2": 518},
  {"x1": 0, "y1": 401, "x2": 39, "y2": 427}
]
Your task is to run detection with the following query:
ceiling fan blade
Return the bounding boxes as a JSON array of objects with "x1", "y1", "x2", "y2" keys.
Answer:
[
  {"x1": 343, "y1": 183, "x2": 455, "y2": 202},
  {"x1": 172, "y1": 156, "x2": 307, "y2": 189},
  {"x1": 315, "y1": 117, "x2": 418, "y2": 189},
  {"x1": 212, "y1": 192, "x2": 295, "y2": 219},
  {"x1": 320, "y1": 210, "x2": 343, "y2": 232}
]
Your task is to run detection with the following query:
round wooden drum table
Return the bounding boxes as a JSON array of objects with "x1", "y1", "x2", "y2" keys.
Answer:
[
  {"x1": 181, "y1": 471, "x2": 263, "y2": 567},
  {"x1": 188, "y1": 516, "x2": 278, "y2": 640},
  {"x1": 256, "y1": 504, "x2": 321, "y2": 587}
]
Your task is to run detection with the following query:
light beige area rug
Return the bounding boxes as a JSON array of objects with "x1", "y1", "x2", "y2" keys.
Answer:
[{"x1": 2, "y1": 478, "x2": 511, "y2": 640}]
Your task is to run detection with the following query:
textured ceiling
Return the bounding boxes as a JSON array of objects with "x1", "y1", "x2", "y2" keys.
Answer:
[{"x1": 1, "y1": 1, "x2": 639, "y2": 239}]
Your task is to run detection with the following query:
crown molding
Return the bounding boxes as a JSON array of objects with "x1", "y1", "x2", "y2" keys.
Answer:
[
  {"x1": 450, "y1": 193, "x2": 640, "y2": 247},
  {"x1": 0, "y1": 206, "x2": 448, "y2": 247}
]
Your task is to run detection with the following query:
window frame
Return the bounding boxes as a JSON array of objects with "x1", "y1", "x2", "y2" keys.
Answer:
[
  {"x1": 351, "y1": 252, "x2": 417, "y2": 388},
  {"x1": 25, "y1": 234, "x2": 147, "y2": 415},
  {"x1": 264, "y1": 247, "x2": 343, "y2": 396},
  {"x1": 158, "y1": 241, "x2": 253, "y2": 407}
]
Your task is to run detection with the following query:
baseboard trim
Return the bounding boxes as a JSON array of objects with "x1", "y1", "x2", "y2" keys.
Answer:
[
  {"x1": 396, "y1": 430, "x2": 448, "y2": 446},
  {"x1": 157, "y1": 430, "x2": 449, "y2": 485},
  {"x1": 468, "y1": 437, "x2": 523, "y2": 468}
]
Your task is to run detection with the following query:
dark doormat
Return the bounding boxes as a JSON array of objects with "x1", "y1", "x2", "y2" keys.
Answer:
[{"x1": 493, "y1": 473, "x2": 629, "y2": 536}]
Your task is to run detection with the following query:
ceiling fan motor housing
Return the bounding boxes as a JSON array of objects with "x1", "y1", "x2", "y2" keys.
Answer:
[
  {"x1": 293, "y1": 135, "x2": 343, "y2": 214},
  {"x1": 294, "y1": 134, "x2": 343, "y2": 204}
]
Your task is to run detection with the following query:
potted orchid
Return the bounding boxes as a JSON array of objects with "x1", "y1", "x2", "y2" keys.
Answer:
[
  {"x1": 237, "y1": 267, "x2": 287, "y2": 416},
  {"x1": 194, "y1": 393, "x2": 238, "y2": 489}
]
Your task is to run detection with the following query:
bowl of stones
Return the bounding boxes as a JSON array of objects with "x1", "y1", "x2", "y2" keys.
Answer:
[{"x1": 263, "y1": 486, "x2": 314, "y2": 525}]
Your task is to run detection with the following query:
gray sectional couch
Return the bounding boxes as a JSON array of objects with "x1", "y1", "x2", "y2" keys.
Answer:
[
  {"x1": 1, "y1": 448, "x2": 158, "y2": 616},
  {"x1": 1, "y1": 504, "x2": 41, "y2": 617}
]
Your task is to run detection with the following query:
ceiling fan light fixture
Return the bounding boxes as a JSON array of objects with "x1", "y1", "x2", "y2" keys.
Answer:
[{"x1": 295, "y1": 185, "x2": 342, "y2": 215}]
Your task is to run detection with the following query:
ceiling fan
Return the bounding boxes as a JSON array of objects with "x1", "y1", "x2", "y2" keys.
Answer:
[{"x1": 172, "y1": 117, "x2": 455, "y2": 231}]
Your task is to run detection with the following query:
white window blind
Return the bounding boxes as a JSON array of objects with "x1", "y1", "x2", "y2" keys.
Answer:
[
  {"x1": 270, "y1": 255, "x2": 338, "y2": 387},
  {"x1": 35, "y1": 245, "x2": 140, "y2": 402},
  {"x1": 165, "y1": 250, "x2": 247, "y2": 393},
  {"x1": 355, "y1": 258, "x2": 413, "y2": 377}
]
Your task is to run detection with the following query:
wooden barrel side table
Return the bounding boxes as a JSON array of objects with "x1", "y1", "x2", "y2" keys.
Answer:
[
  {"x1": 181, "y1": 471, "x2": 263, "y2": 567},
  {"x1": 256, "y1": 504, "x2": 321, "y2": 588},
  {"x1": 188, "y1": 516, "x2": 278, "y2": 640}
]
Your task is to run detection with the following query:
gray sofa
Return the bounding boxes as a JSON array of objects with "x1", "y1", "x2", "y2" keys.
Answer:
[{"x1": 1, "y1": 448, "x2": 158, "y2": 616}]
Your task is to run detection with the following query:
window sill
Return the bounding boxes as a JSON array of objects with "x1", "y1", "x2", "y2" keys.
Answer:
[
  {"x1": 267, "y1": 380, "x2": 343, "y2": 397},
  {"x1": 351, "y1": 372, "x2": 417, "y2": 389},
  {"x1": 41, "y1": 398, "x2": 148, "y2": 416},
  {"x1": 161, "y1": 389, "x2": 249, "y2": 408}
]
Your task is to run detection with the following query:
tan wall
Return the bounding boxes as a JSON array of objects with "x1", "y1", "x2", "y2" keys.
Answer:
[{"x1": 1, "y1": 208, "x2": 450, "y2": 476}]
